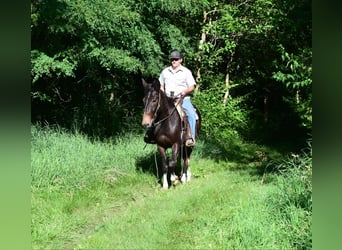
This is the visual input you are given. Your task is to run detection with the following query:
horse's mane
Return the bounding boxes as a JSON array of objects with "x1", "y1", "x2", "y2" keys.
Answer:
[{"x1": 158, "y1": 88, "x2": 176, "y2": 106}]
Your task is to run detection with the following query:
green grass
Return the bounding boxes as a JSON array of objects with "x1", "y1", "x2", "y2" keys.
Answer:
[
  {"x1": 31, "y1": 125, "x2": 311, "y2": 249},
  {"x1": 31, "y1": 125, "x2": 152, "y2": 189},
  {"x1": 76, "y1": 170, "x2": 278, "y2": 249}
]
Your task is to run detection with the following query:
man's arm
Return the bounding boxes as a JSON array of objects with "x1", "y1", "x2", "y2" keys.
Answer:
[
  {"x1": 160, "y1": 84, "x2": 165, "y2": 92},
  {"x1": 181, "y1": 85, "x2": 195, "y2": 97},
  {"x1": 158, "y1": 74, "x2": 165, "y2": 92}
]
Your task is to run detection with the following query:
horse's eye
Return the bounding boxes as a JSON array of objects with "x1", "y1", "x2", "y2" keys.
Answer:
[{"x1": 152, "y1": 98, "x2": 157, "y2": 103}]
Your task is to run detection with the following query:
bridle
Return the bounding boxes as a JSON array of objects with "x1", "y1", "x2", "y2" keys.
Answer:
[{"x1": 150, "y1": 91, "x2": 182, "y2": 127}]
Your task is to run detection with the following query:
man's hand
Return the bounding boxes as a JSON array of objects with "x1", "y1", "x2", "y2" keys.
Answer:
[{"x1": 182, "y1": 85, "x2": 195, "y2": 97}]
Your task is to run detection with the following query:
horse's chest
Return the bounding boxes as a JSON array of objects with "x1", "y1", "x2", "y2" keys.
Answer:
[{"x1": 155, "y1": 128, "x2": 181, "y2": 147}]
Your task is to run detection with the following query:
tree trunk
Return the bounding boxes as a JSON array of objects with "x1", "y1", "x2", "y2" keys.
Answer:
[
  {"x1": 196, "y1": 9, "x2": 208, "y2": 85},
  {"x1": 223, "y1": 53, "x2": 234, "y2": 106},
  {"x1": 223, "y1": 70, "x2": 230, "y2": 106},
  {"x1": 196, "y1": 4, "x2": 218, "y2": 86},
  {"x1": 264, "y1": 95, "x2": 269, "y2": 124},
  {"x1": 109, "y1": 73, "x2": 115, "y2": 111}
]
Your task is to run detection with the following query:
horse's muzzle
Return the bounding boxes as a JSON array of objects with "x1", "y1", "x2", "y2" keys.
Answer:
[{"x1": 142, "y1": 113, "x2": 154, "y2": 128}]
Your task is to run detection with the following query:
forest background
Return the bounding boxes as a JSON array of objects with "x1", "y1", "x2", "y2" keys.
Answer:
[
  {"x1": 31, "y1": 0, "x2": 311, "y2": 148},
  {"x1": 30, "y1": 0, "x2": 312, "y2": 248}
]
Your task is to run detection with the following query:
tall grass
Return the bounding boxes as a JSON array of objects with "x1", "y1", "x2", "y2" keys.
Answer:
[
  {"x1": 31, "y1": 125, "x2": 311, "y2": 249},
  {"x1": 264, "y1": 141, "x2": 312, "y2": 249},
  {"x1": 31, "y1": 125, "x2": 152, "y2": 190},
  {"x1": 31, "y1": 124, "x2": 156, "y2": 249}
]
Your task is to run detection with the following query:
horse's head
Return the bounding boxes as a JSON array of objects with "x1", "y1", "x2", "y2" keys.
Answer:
[{"x1": 141, "y1": 78, "x2": 161, "y2": 128}]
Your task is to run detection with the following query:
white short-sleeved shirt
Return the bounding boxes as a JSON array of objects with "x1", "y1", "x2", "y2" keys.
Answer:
[{"x1": 159, "y1": 65, "x2": 196, "y2": 99}]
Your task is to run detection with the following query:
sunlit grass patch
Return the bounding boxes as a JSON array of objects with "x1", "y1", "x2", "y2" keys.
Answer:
[{"x1": 31, "y1": 125, "x2": 311, "y2": 249}]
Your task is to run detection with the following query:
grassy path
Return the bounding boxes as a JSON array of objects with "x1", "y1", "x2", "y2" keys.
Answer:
[
  {"x1": 32, "y1": 126, "x2": 311, "y2": 249},
  {"x1": 67, "y1": 165, "x2": 282, "y2": 249}
]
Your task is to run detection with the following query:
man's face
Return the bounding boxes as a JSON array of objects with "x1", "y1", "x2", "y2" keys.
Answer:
[{"x1": 171, "y1": 57, "x2": 182, "y2": 68}]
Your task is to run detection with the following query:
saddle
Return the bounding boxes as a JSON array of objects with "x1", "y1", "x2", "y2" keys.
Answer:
[{"x1": 174, "y1": 101, "x2": 185, "y2": 122}]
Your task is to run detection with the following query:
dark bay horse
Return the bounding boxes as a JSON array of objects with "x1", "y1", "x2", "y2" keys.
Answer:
[{"x1": 141, "y1": 78, "x2": 201, "y2": 189}]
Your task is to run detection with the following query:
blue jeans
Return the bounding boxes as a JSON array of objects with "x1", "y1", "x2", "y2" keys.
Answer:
[{"x1": 182, "y1": 98, "x2": 196, "y2": 138}]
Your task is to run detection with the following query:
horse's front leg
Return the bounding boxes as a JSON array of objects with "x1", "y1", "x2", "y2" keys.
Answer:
[
  {"x1": 169, "y1": 143, "x2": 180, "y2": 186},
  {"x1": 157, "y1": 145, "x2": 168, "y2": 189}
]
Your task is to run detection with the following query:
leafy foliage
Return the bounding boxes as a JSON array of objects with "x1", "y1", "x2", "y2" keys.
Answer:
[
  {"x1": 272, "y1": 46, "x2": 312, "y2": 128},
  {"x1": 31, "y1": 0, "x2": 311, "y2": 146},
  {"x1": 31, "y1": 50, "x2": 76, "y2": 83},
  {"x1": 195, "y1": 86, "x2": 249, "y2": 139}
]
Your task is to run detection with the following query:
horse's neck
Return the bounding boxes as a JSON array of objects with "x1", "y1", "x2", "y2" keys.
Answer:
[{"x1": 157, "y1": 93, "x2": 178, "y2": 121}]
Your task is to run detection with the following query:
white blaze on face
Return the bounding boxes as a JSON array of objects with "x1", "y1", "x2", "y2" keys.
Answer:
[{"x1": 142, "y1": 113, "x2": 153, "y2": 127}]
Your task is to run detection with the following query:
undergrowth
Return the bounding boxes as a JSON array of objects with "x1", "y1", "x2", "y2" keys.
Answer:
[{"x1": 264, "y1": 140, "x2": 312, "y2": 249}]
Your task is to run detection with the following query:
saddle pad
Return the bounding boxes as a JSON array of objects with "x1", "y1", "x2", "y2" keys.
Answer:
[
  {"x1": 174, "y1": 102, "x2": 199, "y2": 120},
  {"x1": 175, "y1": 104, "x2": 185, "y2": 121}
]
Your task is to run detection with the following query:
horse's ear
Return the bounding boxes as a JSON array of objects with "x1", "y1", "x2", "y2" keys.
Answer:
[
  {"x1": 142, "y1": 78, "x2": 148, "y2": 89},
  {"x1": 152, "y1": 79, "x2": 160, "y2": 91}
]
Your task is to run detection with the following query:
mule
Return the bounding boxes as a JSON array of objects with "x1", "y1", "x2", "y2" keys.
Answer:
[{"x1": 141, "y1": 78, "x2": 201, "y2": 189}]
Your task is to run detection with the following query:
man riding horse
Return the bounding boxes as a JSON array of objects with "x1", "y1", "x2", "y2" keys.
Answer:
[
  {"x1": 141, "y1": 51, "x2": 200, "y2": 189},
  {"x1": 145, "y1": 50, "x2": 197, "y2": 147}
]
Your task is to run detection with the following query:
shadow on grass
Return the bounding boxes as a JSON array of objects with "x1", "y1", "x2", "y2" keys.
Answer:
[
  {"x1": 135, "y1": 146, "x2": 190, "y2": 187},
  {"x1": 135, "y1": 151, "x2": 161, "y2": 178},
  {"x1": 135, "y1": 133, "x2": 294, "y2": 186},
  {"x1": 195, "y1": 135, "x2": 290, "y2": 178}
]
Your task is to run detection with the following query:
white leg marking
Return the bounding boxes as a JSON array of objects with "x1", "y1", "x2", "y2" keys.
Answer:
[
  {"x1": 181, "y1": 173, "x2": 187, "y2": 183},
  {"x1": 187, "y1": 168, "x2": 192, "y2": 182},
  {"x1": 170, "y1": 173, "x2": 176, "y2": 182},
  {"x1": 162, "y1": 173, "x2": 168, "y2": 189}
]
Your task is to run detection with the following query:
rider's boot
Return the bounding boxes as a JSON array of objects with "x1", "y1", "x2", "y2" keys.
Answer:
[{"x1": 184, "y1": 116, "x2": 195, "y2": 147}]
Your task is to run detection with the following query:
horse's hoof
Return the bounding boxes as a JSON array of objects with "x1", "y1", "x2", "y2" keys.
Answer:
[
  {"x1": 173, "y1": 179, "x2": 180, "y2": 186},
  {"x1": 170, "y1": 174, "x2": 177, "y2": 182}
]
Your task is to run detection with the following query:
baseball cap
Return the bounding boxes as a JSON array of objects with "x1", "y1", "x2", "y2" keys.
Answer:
[{"x1": 170, "y1": 51, "x2": 182, "y2": 59}]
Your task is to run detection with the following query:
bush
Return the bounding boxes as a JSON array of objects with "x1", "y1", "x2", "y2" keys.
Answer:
[
  {"x1": 265, "y1": 140, "x2": 312, "y2": 249},
  {"x1": 193, "y1": 84, "x2": 250, "y2": 147}
]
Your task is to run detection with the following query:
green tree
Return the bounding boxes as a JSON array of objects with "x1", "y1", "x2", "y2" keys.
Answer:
[
  {"x1": 31, "y1": 0, "x2": 163, "y2": 136},
  {"x1": 197, "y1": 0, "x2": 276, "y2": 98},
  {"x1": 31, "y1": 0, "x2": 311, "y2": 146},
  {"x1": 194, "y1": 0, "x2": 311, "y2": 145},
  {"x1": 272, "y1": 46, "x2": 312, "y2": 129}
]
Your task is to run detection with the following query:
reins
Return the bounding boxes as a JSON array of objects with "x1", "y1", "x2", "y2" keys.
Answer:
[
  {"x1": 154, "y1": 150, "x2": 159, "y2": 180},
  {"x1": 152, "y1": 93, "x2": 183, "y2": 127}
]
